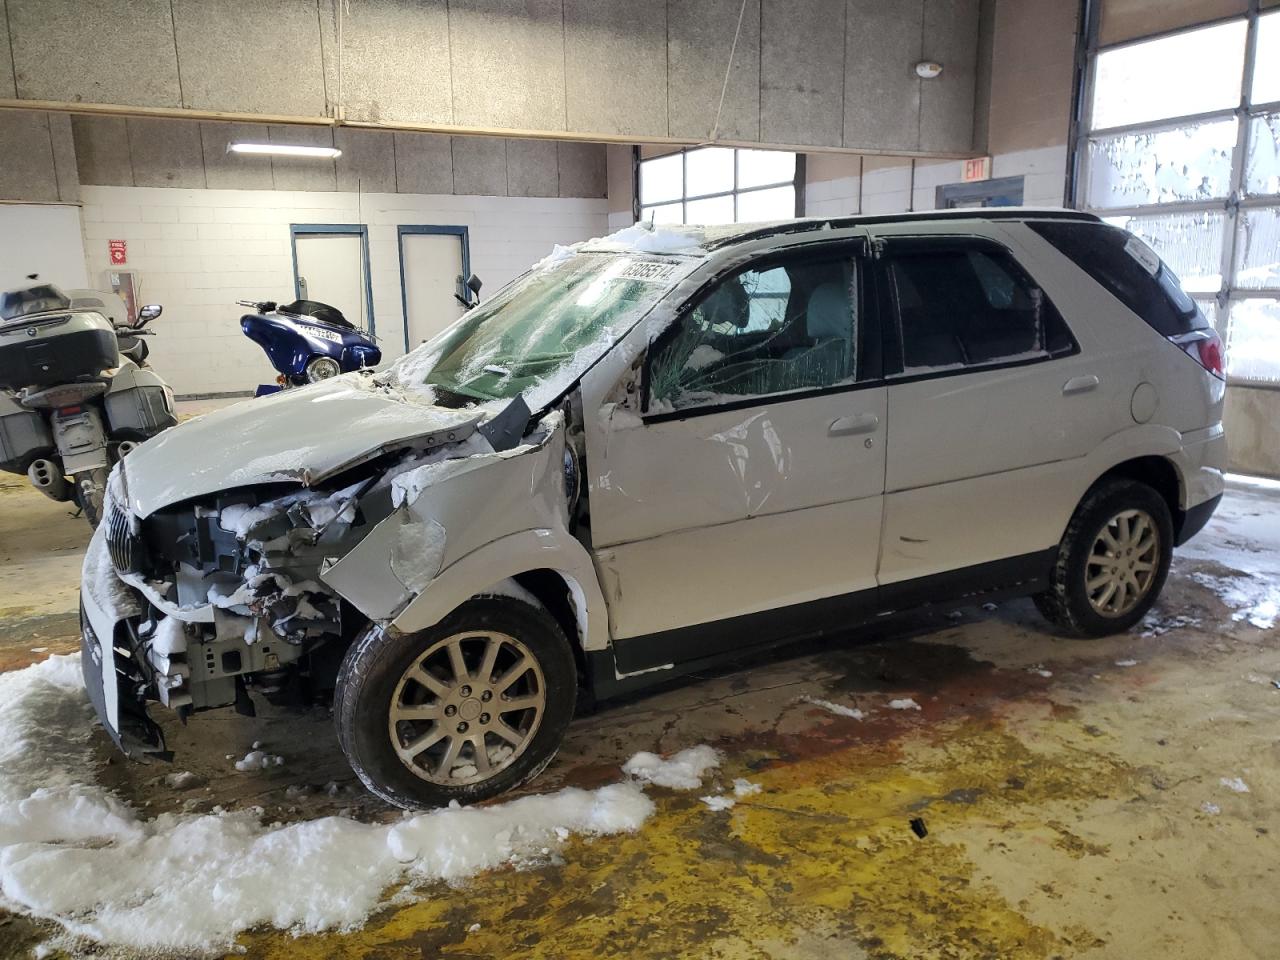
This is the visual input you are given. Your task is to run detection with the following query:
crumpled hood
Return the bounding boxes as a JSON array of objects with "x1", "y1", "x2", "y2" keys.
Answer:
[{"x1": 120, "y1": 374, "x2": 484, "y2": 518}]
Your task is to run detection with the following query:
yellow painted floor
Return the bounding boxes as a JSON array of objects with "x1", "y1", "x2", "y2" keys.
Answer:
[{"x1": 1, "y1": 472, "x2": 1278, "y2": 959}]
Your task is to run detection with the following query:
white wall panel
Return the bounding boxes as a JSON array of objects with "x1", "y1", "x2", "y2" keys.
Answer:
[
  {"x1": 79, "y1": 185, "x2": 608, "y2": 396},
  {"x1": 0, "y1": 204, "x2": 88, "y2": 290}
]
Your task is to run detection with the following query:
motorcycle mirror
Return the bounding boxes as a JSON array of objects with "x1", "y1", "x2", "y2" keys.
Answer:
[{"x1": 136, "y1": 303, "x2": 162, "y2": 327}]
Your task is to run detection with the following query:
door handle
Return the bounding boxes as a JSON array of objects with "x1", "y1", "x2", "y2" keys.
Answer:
[
  {"x1": 1062, "y1": 374, "x2": 1099, "y2": 396},
  {"x1": 828, "y1": 413, "x2": 880, "y2": 437}
]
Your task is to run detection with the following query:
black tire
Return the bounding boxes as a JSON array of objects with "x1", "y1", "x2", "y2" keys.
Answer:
[
  {"x1": 1034, "y1": 478, "x2": 1174, "y2": 638},
  {"x1": 334, "y1": 596, "x2": 578, "y2": 809}
]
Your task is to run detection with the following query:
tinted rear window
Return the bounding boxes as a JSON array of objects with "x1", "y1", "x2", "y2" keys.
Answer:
[
  {"x1": 1027, "y1": 220, "x2": 1209, "y2": 337},
  {"x1": 889, "y1": 246, "x2": 1075, "y2": 371}
]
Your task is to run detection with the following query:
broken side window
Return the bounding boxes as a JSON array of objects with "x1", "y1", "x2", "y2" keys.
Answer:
[{"x1": 647, "y1": 255, "x2": 860, "y2": 412}]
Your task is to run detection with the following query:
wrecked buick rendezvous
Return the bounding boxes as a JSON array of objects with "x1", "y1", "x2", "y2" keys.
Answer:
[{"x1": 82, "y1": 213, "x2": 1225, "y2": 807}]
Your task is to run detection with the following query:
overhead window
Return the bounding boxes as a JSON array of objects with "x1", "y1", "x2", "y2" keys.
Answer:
[
  {"x1": 887, "y1": 245, "x2": 1073, "y2": 373},
  {"x1": 647, "y1": 255, "x2": 859, "y2": 412},
  {"x1": 1078, "y1": 9, "x2": 1280, "y2": 383},
  {"x1": 1090, "y1": 20, "x2": 1247, "y2": 130},
  {"x1": 637, "y1": 147, "x2": 798, "y2": 226}
]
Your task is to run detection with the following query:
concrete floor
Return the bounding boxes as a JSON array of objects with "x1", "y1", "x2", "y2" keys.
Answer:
[{"x1": 1, "y1": 466, "x2": 1278, "y2": 959}]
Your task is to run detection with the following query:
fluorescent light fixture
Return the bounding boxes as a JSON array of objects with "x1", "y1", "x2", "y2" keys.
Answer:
[{"x1": 227, "y1": 142, "x2": 342, "y2": 159}]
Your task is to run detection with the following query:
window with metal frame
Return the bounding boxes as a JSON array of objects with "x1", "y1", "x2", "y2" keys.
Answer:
[
  {"x1": 637, "y1": 147, "x2": 799, "y2": 226},
  {"x1": 1076, "y1": 8, "x2": 1280, "y2": 384}
]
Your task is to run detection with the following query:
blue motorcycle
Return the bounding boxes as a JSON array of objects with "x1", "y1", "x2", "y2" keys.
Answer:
[{"x1": 237, "y1": 299, "x2": 382, "y2": 396}]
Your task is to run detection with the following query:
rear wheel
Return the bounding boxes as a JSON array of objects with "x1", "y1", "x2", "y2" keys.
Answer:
[
  {"x1": 74, "y1": 467, "x2": 109, "y2": 529},
  {"x1": 1034, "y1": 478, "x2": 1173, "y2": 637},
  {"x1": 334, "y1": 596, "x2": 577, "y2": 808}
]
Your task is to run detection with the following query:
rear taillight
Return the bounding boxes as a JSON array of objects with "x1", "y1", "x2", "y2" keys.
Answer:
[{"x1": 1170, "y1": 329, "x2": 1225, "y2": 380}]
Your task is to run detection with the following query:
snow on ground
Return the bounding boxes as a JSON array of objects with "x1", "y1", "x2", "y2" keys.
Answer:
[
  {"x1": 0, "y1": 657, "x2": 721, "y2": 958},
  {"x1": 798, "y1": 695, "x2": 865, "y2": 720},
  {"x1": 1190, "y1": 572, "x2": 1280, "y2": 628},
  {"x1": 622, "y1": 745, "x2": 721, "y2": 790},
  {"x1": 888, "y1": 698, "x2": 921, "y2": 711},
  {"x1": 233, "y1": 749, "x2": 284, "y2": 772},
  {"x1": 1179, "y1": 478, "x2": 1280, "y2": 628}
]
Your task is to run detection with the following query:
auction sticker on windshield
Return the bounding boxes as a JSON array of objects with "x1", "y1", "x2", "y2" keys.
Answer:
[{"x1": 617, "y1": 260, "x2": 681, "y2": 284}]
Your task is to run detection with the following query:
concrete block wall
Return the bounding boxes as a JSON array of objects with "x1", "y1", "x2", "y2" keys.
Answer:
[
  {"x1": 80, "y1": 185, "x2": 609, "y2": 396},
  {"x1": 70, "y1": 117, "x2": 607, "y2": 198},
  {"x1": 0, "y1": 0, "x2": 985, "y2": 156}
]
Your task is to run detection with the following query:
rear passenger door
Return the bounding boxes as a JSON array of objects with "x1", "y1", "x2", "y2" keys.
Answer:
[{"x1": 874, "y1": 234, "x2": 1102, "y2": 592}]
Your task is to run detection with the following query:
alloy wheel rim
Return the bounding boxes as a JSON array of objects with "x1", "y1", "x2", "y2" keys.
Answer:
[
  {"x1": 308, "y1": 357, "x2": 341, "y2": 381},
  {"x1": 388, "y1": 631, "x2": 545, "y2": 786},
  {"x1": 1085, "y1": 508, "x2": 1160, "y2": 617}
]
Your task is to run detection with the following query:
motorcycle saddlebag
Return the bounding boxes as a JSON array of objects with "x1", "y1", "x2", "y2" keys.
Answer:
[
  {"x1": 0, "y1": 310, "x2": 119, "y2": 392},
  {"x1": 0, "y1": 391, "x2": 54, "y2": 473},
  {"x1": 104, "y1": 363, "x2": 177, "y2": 436}
]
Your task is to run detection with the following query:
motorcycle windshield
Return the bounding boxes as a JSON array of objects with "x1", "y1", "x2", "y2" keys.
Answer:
[{"x1": 380, "y1": 252, "x2": 695, "y2": 411}]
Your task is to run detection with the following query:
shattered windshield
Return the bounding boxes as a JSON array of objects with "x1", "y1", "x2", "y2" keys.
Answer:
[{"x1": 384, "y1": 252, "x2": 688, "y2": 407}]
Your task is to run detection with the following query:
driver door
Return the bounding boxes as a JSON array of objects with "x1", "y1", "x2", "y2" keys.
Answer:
[{"x1": 582, "y1": 241, "x2": 887, "y2": 673}]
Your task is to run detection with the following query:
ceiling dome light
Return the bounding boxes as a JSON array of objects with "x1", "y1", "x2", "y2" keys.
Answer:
[{"x1": 915, "y1": 61, "x2": 943, "y2": 79}]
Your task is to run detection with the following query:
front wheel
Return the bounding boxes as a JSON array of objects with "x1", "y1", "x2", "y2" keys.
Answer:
[
  {"x1": 334, "y1": 597, "x2": 578, "y2": 808},
  {"x1": 305, "y1": 356, "x2": 341, "y2": 383},
  {"x1": 1034, "y1": 478, "x2": 1173, "y2": 637}
]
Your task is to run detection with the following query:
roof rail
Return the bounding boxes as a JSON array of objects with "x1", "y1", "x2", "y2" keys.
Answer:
[{"x1": 704, "y1": 208, "x2": 1101, "y2": 250}]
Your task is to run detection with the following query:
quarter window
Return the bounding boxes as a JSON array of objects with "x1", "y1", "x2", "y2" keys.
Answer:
[
  {"x1": 888, "y1": 245, "x2": 1073, "y2": 372},
  {"x1": 648, "y1": 256, "x2": 860, "y2": 413}
]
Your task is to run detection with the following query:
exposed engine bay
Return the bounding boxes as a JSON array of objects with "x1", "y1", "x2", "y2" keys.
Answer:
[{"x1": 103, "y1": 471, "x2": 372, "y2": 717}]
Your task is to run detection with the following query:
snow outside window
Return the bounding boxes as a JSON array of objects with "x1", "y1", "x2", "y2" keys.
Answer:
[
  {"x1": 1235, "y1": 207, "x2": 1280, "y2": 289},
  {"x1": 648, "y1": 256, "x2": 858, "y2": 412},
  {"x1": 638, "y1": 147, "x2": 797, "y2": 226},
  {"x1": 1245, "y1": 113, "x2": 1280, "y2": 197},
  {"x1": 1086, "y1": 118, "x2": 1237, "y2": 209},
  {"x1": 1225, "y1": 298, "x2": 1280, "y2": 381}
]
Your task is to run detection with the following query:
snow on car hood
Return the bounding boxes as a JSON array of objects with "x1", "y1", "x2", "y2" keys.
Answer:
[{"x1": 119, "y1": 375, "x2": 486, "y2": 518}]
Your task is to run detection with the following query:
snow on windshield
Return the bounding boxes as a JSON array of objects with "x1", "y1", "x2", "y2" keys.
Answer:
[{"x1": 381, "y1": 249, "x2": 698, "y2": 411}]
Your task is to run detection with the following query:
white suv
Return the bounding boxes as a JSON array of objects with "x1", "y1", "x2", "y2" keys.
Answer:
[{"x1": 81, "y1": 211, "x2": 1226, "y2": 808}]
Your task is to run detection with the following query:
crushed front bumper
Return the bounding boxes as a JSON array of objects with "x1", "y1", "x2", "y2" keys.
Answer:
[{"x1": 80, "y1": 593, "x2": 167, "y2": 759}]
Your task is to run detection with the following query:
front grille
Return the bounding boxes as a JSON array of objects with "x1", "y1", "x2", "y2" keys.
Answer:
[{"x1": 105, "y1": 499, "x2": 144, "y2": 575}]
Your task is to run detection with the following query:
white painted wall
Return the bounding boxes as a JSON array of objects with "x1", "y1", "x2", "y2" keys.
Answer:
[
  {"x1": 0, "y1": 203, "x2": 89, "y2": 290},
  {"x1": 79, "y1": 186, "x2": 609, "y2": 396},
  {"x1": 804, "y1": 145, "x2": 1070, "y2": 217}
]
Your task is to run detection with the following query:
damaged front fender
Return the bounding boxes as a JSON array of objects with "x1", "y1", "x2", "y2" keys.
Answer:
[{"x1": 321, "y1": 413, "x2": 609, "y2": 650}]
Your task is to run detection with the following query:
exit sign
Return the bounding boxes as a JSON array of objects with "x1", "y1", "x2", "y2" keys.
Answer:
[{"x1": 962, "y1": 157, "x2": 991, "y2": 182}]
